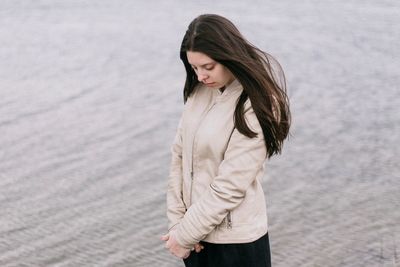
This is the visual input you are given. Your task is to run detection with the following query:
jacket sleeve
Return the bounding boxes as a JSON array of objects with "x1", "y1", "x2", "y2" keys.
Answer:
[
  {"x1": 174, "y1": 101, "x2": 267, "y2": 248},
  {"x1": 166, "y1": 115, "x2": 186, "y2": 231}
]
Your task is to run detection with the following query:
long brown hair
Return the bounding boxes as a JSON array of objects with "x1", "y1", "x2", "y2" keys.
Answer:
[{"x1": 180, "y1": 14, "x2": 291, "y2": 158}]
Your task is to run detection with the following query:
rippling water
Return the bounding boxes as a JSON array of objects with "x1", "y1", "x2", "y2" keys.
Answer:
[{"x1": 1, "y1": 1, "x2": 399, "y2": 266}]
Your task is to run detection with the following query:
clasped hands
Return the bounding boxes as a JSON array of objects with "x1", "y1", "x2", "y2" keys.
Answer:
[{"x1": 161, "y1": 230, "x2": 204, "y2": 259}]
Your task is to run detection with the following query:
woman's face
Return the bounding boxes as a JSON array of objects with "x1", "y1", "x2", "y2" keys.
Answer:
[{"x1": 187, "y1": 51, "x2": 235, "y2": 89}]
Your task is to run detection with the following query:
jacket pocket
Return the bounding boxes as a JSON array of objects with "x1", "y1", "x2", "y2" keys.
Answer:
[{"x1": 231, "y1": 188, "x2": 264, "y2": 226}]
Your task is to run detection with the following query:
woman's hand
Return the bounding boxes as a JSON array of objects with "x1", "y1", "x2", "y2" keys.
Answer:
[
  {"x1": 161, "y1": 230, "x2": 191, "y2": 259},
  {"x1": 193, "y1": 243, "x2": 204, "y2": 253}
]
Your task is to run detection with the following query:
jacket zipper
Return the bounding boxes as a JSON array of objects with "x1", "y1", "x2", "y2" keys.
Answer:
[
  {"x1": 189, "y1": 170, "x2": 194, "y2": 206},
  {"x1": 189, "y1": 101, "x2": 217, "y2": 206}
]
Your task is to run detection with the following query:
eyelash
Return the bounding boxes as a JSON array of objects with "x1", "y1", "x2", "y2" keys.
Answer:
[{"x1": 192, "y1": 66, "x2": 214, "y2": 71}]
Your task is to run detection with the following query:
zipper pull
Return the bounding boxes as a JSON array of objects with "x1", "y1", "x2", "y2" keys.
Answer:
[{"x1": 227, "y1": 212, "x2": 232, "y2": 229}]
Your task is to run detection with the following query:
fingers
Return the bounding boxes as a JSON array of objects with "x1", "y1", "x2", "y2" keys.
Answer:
[
  {"x1": 194, "y1": 243, "x2": 204, "y2": 253},
  {"x1": 176, "y1": 248, "x2": 191, "y2": 259},
  {"x1": 183, "y1": 250, "x2": 191, "y2": 259},
  {"x1": 168, "y1": 244, "x2": 191, "y2": 259},
  {"x1": 160, "y1": 233, "x2": 169, "y2": 241},
  {"x1": 161, "y1": 233, "x2": 171, "y2": 250},
  {"x1": 161, "y1": 232, "x2": 199, "y2": 259}
]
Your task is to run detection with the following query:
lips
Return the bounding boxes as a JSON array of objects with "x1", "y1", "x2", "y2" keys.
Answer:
[{"x1": 204, "y1": 82, "x2": 215, "y2": 86}]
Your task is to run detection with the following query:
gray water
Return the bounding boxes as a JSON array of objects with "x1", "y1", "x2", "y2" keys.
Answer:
[{"x1": 0, "y1": 1, "x2": 399, "y2": 266}]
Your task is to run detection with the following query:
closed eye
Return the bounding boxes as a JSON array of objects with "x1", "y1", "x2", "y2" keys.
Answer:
[{"x1": 190, "y1": 63, "x2": 215, "y2": 71}]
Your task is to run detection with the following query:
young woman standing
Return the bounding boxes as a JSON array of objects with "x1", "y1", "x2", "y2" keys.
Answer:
[{"x1": 162, "y1": 14, "x2": 291, "y2": 267}]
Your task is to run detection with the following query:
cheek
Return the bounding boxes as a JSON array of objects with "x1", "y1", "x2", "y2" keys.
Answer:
[
  {"x1": 221, "y1": 71, "x2": 232, "y2": 82},
  {"x1": 214, "y1": 68, "x2": 227, "y2": 81},
  {"x1": 220, "y1": 66, "x2": 232, "y2": 79}
]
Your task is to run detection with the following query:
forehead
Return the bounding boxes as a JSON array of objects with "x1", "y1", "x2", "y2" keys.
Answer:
[{"x1": 187, "y1": 51, "x2": 215, "y2": 66}]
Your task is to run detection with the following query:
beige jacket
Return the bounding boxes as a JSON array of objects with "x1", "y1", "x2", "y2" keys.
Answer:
[{"x1": 167, "y1": 79, "x2": 268, "y2": 249}]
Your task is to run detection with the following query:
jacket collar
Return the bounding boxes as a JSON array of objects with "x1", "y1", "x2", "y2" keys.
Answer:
[{"x1": 214, "y1": 79, "x2": 243, "y2": 100}]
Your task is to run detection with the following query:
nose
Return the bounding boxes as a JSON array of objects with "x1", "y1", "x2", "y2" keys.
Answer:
[{"x1": 197, "y1": 70, "x2": 208, "y2": 82}]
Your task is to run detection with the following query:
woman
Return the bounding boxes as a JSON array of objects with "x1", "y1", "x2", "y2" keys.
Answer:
[{"x1": 161, "y1": 14, "x2": 291, "y2": 267}]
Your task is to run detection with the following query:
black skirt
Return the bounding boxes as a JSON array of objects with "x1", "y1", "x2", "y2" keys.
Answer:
[{"x1": 183, "y1": 233, "x2": 271, "y2": 267}]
